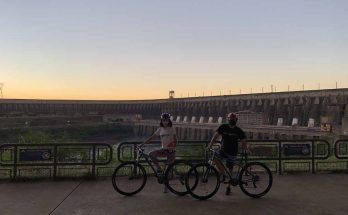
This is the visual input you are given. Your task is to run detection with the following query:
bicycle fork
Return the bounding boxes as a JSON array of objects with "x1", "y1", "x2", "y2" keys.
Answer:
[{"x1": 201, "y1": 160, "x2": 214, "y2": 183}]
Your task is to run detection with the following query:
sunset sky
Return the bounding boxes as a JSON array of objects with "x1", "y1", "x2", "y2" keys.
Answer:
[{"x1": 1, "y1": 0, "x2": 347, "y2": 100}]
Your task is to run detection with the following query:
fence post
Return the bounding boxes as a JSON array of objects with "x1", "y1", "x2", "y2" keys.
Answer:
[
  {"x1": 53, "y1": 145, "x2": 57, "y2": 179},
  {"x1": 13, "y1": 145, "x2": 18, "y2": 180},
  {"x1": 92, "y1": 145, "x2": 96, "y2": 178},
  {"x1": 134, "y1": 143, "x2": 137, "y2": 161},
  {"x1": 278, "y1": 141, "x2": 282, "y2": 175},
  {"x1": 205, "y1": 141, "x2": 209, "y2": 161},
  {"x1": 312, "y1": 141, "x2": 315, "y2": 174}
]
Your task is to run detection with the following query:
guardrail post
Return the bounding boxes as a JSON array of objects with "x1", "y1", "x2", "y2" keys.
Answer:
[
  {"x1": 13, "y1": 145, "x2": 18, "y2": 180},
  {"x1": 205, "y1": 142, "x2": 209, "y2": 162},
  {"x1": 134, "y1": 143, "x2": 137, "y2": 161},
  {"x1": 92, "y1": 145, "x2": 96, "y2": 178},
  {"x1": 53, "y1": 145, "x2": 57, "y2": 179},
  {"x1": 278, "y1": 141, "x2": 282, "y2": 175},
  {"x1": 311, "y1": 141, "x2": 315, "y2": 174}
]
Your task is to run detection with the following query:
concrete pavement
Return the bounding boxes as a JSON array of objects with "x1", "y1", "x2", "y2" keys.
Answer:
[{"x1": 0, "y1": 174, "x2": 347, "y2": 215}]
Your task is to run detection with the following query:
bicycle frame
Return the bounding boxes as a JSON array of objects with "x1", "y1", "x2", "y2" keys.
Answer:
[
  {"x1": 185, "y1": 148, "x2": 273, "y2": 200},
  {"x1": 208, "y1": 149, "x2": 249, "y2": 181},
  {"x1": 134, "y1": 147, "x2": 169, "y2": 178}
]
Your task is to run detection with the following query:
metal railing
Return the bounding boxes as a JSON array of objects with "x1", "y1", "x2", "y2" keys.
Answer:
[
  {"x1": 117, "y1": 139, "x2": 331, "y2": 174},
  {"x1": 0, "y1": 142, "x2": 112, "y2": 179},
  {"x1": 334, "y1": 139, "x2": 348, "y2": 159},
  {"x1": 1, "y1": 138, "x2": 348, "y2": 179},
  {"x1": 333, "y1": 139, "x2": 348, "y2": 172}
]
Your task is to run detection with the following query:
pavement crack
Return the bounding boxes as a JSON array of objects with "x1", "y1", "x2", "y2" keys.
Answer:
[{"x1": 48, "y1": 181, "x2": 83, "y2": 215}]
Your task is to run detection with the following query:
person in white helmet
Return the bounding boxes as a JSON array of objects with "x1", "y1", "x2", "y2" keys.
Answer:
[{"x1": 141, "y1": 113, "x2": 177, "y2": 176}]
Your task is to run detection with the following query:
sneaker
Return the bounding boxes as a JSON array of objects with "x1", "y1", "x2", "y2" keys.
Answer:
[{"x1": 157, "y1": 170, "x2": 164, "y2": 184}]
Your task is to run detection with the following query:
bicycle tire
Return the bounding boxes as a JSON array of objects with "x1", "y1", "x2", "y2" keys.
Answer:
[
  {"x1": 112, "y1": 161, "x2": 147, "y2": 196},
  {"x1": 164, "y1": 160, "x2": 195, "y2": 196},
  {"x1": 238, "y1": 162, "x2": 273, "y2": 198},
  {"x1": 185, "y1": 163, "x2": 220, "y2": 200}
]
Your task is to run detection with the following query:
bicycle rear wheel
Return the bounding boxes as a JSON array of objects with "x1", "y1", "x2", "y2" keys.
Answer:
[
  {"x1": 239, "y1": 162, "x2": 273, "y2": 198},
  {"x1": 112, "y1": 161, "x2": 147, "y2": 196},
  {"x1": 164, "y1": 160, "x2": 194, "y2": 196},
  {"x1": 185, "y1": 163, "x2": 220, "y2": 200}
]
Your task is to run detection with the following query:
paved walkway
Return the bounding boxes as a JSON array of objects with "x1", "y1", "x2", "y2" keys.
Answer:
[{"x1": 0, "y1": 174, "x2": 347, "y2": 215}]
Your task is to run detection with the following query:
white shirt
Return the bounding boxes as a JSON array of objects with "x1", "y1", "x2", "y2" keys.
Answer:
[{"x1": 154, "y1": 127, "x2": 177, "y2": 149}]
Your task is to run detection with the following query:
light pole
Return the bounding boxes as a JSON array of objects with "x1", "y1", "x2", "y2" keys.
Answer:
[{"x1": 0, "y1": 83, "x2": 3, "y2": 99}]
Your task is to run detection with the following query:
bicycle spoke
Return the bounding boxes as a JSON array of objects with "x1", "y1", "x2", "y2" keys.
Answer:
[
  {"x1": 112, "y1": 162, "x2": 146, "y2": 196},
  {"x1": 165, "y1": 161, "x2": 192, "y2": 195},
  {"x1": 186, "y1": 163, "x2": 220, "y2": 200},
  {"x1": 239, "y1": 162, "x2": 272, "y2": 198}
]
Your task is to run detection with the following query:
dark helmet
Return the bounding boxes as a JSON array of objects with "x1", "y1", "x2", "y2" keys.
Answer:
[
  {"x1": 161, "y1": 113, "x2": 171, "y2": 120},
  {"x1": 227, "y1": 112, "x2": 238, "y2": 121},
  {"x1": 227, "y1": 112, "x2": 238, "y2": 126}
]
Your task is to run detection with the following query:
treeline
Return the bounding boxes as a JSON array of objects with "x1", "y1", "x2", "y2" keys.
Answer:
[{"x1": 0, "y1": 123, "x2": 133, "y2": 143}]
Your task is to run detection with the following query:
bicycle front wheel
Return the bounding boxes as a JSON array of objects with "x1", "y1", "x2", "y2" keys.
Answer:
[
  {"x1": 112, "y1": 161, "x2": 147, "y2": 196},
  {"x1": 185, "y1": 163, "x2": 220, "y2": 200},
  {"x1": 164, "y1": 160, "x2": 194, "y2": 196},
  {"x1": 239, "y1": 162, "x2": 273, "y2": 198}
]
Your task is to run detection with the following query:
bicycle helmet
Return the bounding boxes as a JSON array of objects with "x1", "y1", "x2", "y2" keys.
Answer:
[
  {"x1": 227, "y1": 112, "x2": 238, "y2": 126},
  {"x1": 227, "y1": 112, "x2": 238, "y2": 121},
  {"x1": 161, "y1": 113, "x2": 171, "y2": 120}
]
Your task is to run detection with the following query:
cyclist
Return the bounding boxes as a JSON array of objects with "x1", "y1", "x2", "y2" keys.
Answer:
[
  {"x1": 141, "y1": 113, "x2": 177, "y2": 186},
  {"x1": 206, "y1": 112, "x2": 249, "y2": 195}
]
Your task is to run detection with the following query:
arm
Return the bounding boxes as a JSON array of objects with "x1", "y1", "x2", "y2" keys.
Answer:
[
  {"x1": 173, "y1": 134, "x2": 178, "y2": 145},
  {"x1": 141, "y1": 127, "x2": 161, "y2": 146},
  {"x1": 240, "y1": 139, "x2": 249, "y2": 153},
  {"x1": 141, "y1": 133, "x2": 157, "y2": 146},
  {"x1": 206, "y1": 132, "x2": 220, "y2": 150},
  {"x1": 239, "y1": 128, "x2": 249, "y2": 153}
]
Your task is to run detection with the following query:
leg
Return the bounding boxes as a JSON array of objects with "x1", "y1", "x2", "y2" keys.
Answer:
[
  {"x1": 225, "y1": 162, "x2": 234, "y2": 196},
  {"x1": 227, "y1": 162, "x2": 234, "y2": 176},
  {"x1": 163, "y1": 150, "x2": 175, "y2": 193},
  {"x1": 225, "y1": 156, "x2": 236, "y2": 196},
  {"x1": 214, "y1": 158, "x2": 229, "y2": 177},
  {"x1": 225, "y1": 155, "x2": 236, "y2": 178},
  {"x1": 213, "y1": 150, "x2": 229, "y2": 178},
  {"x1": 149, "y1": 149, "x2": 164, "y2": 171},
  {"x1": 166, "y1": 150, "x2": 176, "y2": 166}
]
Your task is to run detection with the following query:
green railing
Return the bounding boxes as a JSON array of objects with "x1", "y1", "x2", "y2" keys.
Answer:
[
  {"x1": 1, "y1": 138, "x2": 348, "y2": 179},
  {"x1": 0, "y1": 142, "x2": 112, "y2": 179}
]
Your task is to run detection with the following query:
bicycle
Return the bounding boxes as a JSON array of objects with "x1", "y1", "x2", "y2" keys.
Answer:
[
  {"x1": 112, "y1": 145, "x2": 195, "y2": 196},
  {"x1": 185, "y1": 148, "x2": 273, "y2": 200}
]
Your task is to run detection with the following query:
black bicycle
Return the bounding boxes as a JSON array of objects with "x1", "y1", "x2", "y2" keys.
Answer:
[
  {"x1": 185, "y1": 148, "x2": 273, "y2": 200},
  {"x1": 112, "y1": 145, "x2": 194, "y2": 196}
]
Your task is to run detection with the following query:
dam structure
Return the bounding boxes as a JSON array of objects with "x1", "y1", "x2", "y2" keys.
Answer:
[{"x1": 1, "y1": 88, "x2": 348, "y2": 140}]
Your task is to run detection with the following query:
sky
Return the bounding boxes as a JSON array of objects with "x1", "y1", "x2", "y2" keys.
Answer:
[{"x1": 0, "y1": 0, "x2": 347, "y2": 100}]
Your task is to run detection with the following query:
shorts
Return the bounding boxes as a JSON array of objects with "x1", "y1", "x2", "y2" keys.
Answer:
[{"x1": 215, "y1": 149, "x2": 236, "y2": 169}]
